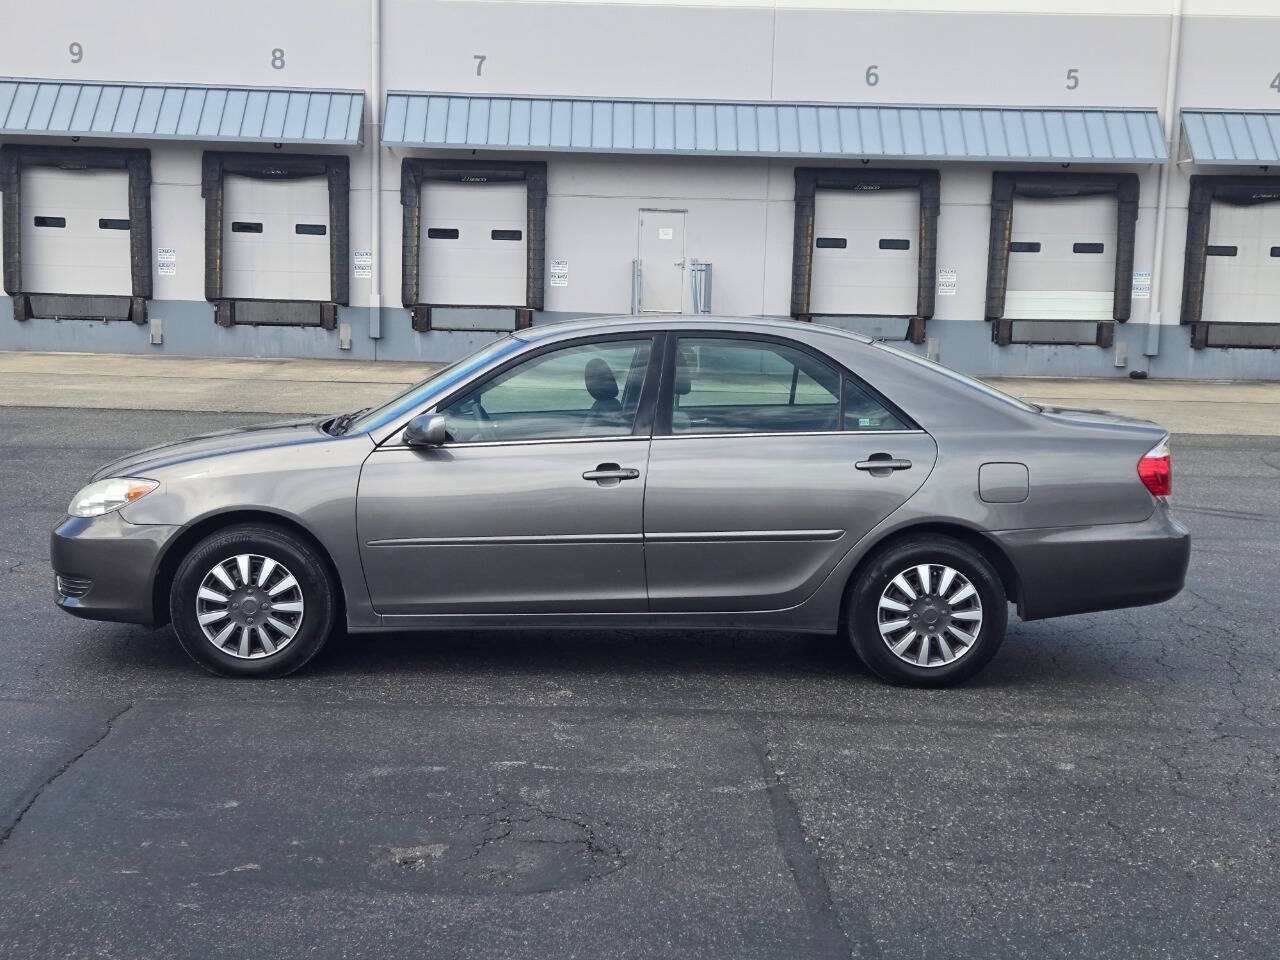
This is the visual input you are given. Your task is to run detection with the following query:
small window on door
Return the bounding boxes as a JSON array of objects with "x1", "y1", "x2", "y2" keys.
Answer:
[
  {"x1": 842, "y1": 378, "x2": 909, "y2": 432},
  {"x1": 427, "y1": 228, "x2": 460, "y2": 240},
  {"x1": 231, "y1": 222, "x2": 263, "y2": 233},
  {"x1": 295, "y1": 223, "x2": 327, "y2": 236},
  {"x1": 98, "y1": 218, "x2": 130, "y2": 231},
  {"x1": 33, "y1": 216, "x2": 66, "y2": 228},
  {"x1": 438, "y1": 338, "x2": 654, "y2": 444}
]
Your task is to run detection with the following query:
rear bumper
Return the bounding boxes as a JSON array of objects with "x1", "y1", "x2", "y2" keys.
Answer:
[
  {"x1": 50, "y1": 513, "x2": 179, "y2": 627},
  {"x1": 995, "y1": 503, "x2": 1191, "y2": 621}
]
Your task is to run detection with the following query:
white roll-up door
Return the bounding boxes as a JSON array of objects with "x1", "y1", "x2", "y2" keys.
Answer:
[
  {"x1": 809, "y1": 189, "x2": 918, "y2": 316},
  {"x1": 1202, "y1": 201, "x2": 1280, "y2": 325},
  {"x1": 1005, "y1": 195, "x2": 1116, "y2": 320},
  {"x1": 223, "y1": 174, "x2": 331, "y2": 302},
  {"x1": 420, "y1": 181, "x2": 528, "y2": 306},
  {"x1": 19, "y1": 168, "x2": 132, "y2": 296}
]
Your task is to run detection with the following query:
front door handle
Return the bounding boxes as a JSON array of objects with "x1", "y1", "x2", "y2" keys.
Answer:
[
  {"x1": 855, "y1": 457, "x2": 913, "y2": 473},
  {"x1": 583, "y1": 463, "x2": 641, "y2": 485}
]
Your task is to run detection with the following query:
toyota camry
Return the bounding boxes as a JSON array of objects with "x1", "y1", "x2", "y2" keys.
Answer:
[{"x1": 52, "y1": 316, "x2": 1190, "y2": 686}]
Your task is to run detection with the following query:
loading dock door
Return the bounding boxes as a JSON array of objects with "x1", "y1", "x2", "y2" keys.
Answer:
[
  {"x1": 222, "y1": 174, "x2": 331, "y2": 302},
  {"x1": 19, "y1": 168, "x2": 132, "y2": 296},
  {"x1": 1202, "y1": 200, "x2": 1280, "y2": 324},
  {"x1": 1004, "y1": 195, "x2": 1116, "y2": 320},
  {"x1": 809, "y1": 189, "x2": 918, "y2": 316},
  {"x1": 420, "y1": 181, "x2": 527, "y2": 306}
]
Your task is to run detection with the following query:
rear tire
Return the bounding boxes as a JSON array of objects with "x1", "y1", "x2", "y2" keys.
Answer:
[
  {"x1": 846, "y1": 536, "x2": 1007, "y2": 687},
  {"x1": 169, "y1": 523, "x2": 336, "y2": 678}
]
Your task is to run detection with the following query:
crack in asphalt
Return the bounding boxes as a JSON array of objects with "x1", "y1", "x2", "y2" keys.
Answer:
[
  {"x1": 0, "y1": 702, "x2": 134, "y2": 847},
  {"x1": 740, "y1": 714, "x2": 877, "y2": 960}
]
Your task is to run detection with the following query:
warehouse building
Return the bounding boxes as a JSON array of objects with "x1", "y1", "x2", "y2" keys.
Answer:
[{"x1": 1, "y1": 0, "x2": 1278, "y2": 379}]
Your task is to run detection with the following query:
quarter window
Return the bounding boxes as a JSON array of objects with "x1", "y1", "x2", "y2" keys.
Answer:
[
  {"x1": 439, "y1": 339, "x2": 653, "y2": 444},
  {"x1": 668, "y1": 337, "x2": 906, "y2": 434}
]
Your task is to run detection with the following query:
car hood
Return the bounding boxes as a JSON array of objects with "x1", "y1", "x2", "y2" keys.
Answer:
[{"x1": 91, "y1": 418, "x2": 334, "y2": 481}]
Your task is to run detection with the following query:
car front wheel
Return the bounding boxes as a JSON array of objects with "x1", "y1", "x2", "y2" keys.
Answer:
[
  {"x1": 847, "y1": 536, "x2": 1008, "y2": 687},
  {"x1": 169, "y1": 523, "x2": 336, "y2": 678}
]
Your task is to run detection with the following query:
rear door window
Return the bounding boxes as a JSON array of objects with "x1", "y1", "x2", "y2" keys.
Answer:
[{"x1": 666, "y1": 337, "x2": 907, "y2": 434}]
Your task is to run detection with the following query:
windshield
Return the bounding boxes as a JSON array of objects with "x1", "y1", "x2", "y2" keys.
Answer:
[
  {"x1": 872, "y1": 341, "x2": 1039, "y2": 413},
  {"x1": 343, "y1": 336, "x2": 525, "y2": 433}
]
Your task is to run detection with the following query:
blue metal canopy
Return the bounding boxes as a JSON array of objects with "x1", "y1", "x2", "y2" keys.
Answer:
[
  {"x1": 384, "y1": 93, "x2": 1166, "y2": 163},
  {"x1": 0, "y1": 79, "x2": 364, "y2": 146},
  {"x1": 1181, "y1": 110, "x2": 1280, "y2": 165}
]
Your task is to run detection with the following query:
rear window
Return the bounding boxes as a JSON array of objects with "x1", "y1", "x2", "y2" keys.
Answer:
[{"x1": 872, "y1": 341, "x2": 1039, "y2": 413}]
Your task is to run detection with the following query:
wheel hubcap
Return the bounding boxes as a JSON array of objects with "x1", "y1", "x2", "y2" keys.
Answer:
[
  {"x1": 877, "y1": 563, "x2": 983, "y2": 668},
  {"x1": 196, "y1": 554, "x2": 304, "y2": 660}
]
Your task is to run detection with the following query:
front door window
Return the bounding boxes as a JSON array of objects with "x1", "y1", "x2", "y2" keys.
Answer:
[{"x1": 439, "y1": 338, "x2": 654, "y2": 443}]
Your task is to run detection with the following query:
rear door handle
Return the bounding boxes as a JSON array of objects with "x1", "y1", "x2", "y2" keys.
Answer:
[
  {"x1": 855, "y1": 458, "x2": 912, "y2": 472},
  {"x1": 583, "y1": 463, "x2": 641, "y2": 485}
]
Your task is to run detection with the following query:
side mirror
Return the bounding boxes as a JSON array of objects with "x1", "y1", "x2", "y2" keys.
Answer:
[{"x1": 404, "y1": 413, "x2": 448, "y2": 447}]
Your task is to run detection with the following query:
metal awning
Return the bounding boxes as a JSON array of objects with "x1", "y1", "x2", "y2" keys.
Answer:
[
  {"x1": 1181, "y1": 110, "x2": 1280, "y2": 165},
  {"x1": 384, "y1": 93, "x2": 1167, "y2": 163},
  {"x1": 0, "y1": 79, "x2": 364, "y2": 146}
]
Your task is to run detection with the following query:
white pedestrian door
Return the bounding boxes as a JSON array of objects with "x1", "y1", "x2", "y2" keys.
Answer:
[
  {"x1": 420, "y1": 181, "x2": 528, "y2": 306},
  {"x1": 223, "y1": 174, "x2": 331, "y2": 302},
  {"x1": 1203, "y1": 200, "x2": 1280, "y2": 324},
  {"x1": 810, "y1": 189, "x2": 918, "y2": 316},
  {"x1": 638, "y1": 209, "x2": 686, "y2": 313},
  {"x1": 1004, "y1": 195, "x2": 1116, "y2": 320},
  {"x1": 20, "y1": 168, "x2": 132, "y2": 296}
]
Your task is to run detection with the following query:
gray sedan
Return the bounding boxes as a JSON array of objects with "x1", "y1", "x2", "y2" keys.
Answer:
[{"x1": 51, "y1": 316, "x2": 1189, "y2": 686}]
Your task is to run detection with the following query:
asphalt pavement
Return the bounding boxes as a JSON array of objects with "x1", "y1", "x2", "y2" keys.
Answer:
[{"x1": 1, "y1": 405, "x2": 1277, "y2": 959}]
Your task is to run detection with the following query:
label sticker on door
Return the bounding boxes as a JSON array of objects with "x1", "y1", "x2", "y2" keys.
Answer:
[
  {"x1": 550, "y1": 259, "x2": 569, "y2": 287},
  {"x1": 936, "y1": 267, "x2": 957, "y2": 295},
  {"x1": 657, "y1": 227, "x2": 673, "y2": 241},
  {"x1": 157, "y1": 248, "x2": 176, "y2": 277}
]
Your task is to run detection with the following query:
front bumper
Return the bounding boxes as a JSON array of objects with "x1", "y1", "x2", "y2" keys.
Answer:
[
  {"x1": 51, "y1": 513, "x2": 179, "y2": 626},
  {"x1": 995, "y1": 503, "x2": 1191, "y2": 621}
]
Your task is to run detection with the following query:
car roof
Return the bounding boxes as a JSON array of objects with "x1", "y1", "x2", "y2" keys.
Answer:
[{"x1": 513, "y1": 314, "x2": 874, "y2": 345}]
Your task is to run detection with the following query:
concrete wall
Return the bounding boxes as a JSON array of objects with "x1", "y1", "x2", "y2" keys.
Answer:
[{"x1": 3, "y1": 0, "x2": 1280, "y2": 378}]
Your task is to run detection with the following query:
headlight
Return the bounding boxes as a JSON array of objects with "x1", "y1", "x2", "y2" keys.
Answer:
[{"x1": 68, "y1": 477, "x2": 159, "y2": 518}]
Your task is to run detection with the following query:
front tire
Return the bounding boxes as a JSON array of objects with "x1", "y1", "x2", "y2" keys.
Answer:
[
  {"x1": 169, "y1": 523, "x2": 336, "y2": 678},
  {"x1": 847, "y1": 536, "x2": 1007, "y2": 687}
]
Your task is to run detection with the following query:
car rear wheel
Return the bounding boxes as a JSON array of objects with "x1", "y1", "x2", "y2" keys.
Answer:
[
  {"x1": 846, "y1": 536, "x2": 1007, "y2": 687},
  {"x1": 169, "y1": 524, "x2": 336, "y2": 678}
]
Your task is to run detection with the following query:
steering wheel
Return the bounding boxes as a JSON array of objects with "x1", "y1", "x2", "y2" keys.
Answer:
[{"x1": 448, "y1": 396, "x2": 497, "y2": 443}]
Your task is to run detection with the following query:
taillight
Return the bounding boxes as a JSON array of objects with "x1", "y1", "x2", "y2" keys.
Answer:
[{"x1": 1137, "y1": 435, "x2": 1172, "y2": 497}]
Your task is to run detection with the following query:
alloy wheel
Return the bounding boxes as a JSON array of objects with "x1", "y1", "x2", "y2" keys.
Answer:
[
  {"x1": 195, "y1": 554, "x2": 305, "y2": 660},
  {"x1": 876, "y1": 563, "x2": 984, "y2": 668}
]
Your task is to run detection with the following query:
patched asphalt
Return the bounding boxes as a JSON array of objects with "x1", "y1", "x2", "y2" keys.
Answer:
[{"x1": 1, "y1": 407, "x2": 1276, "y2": 959}]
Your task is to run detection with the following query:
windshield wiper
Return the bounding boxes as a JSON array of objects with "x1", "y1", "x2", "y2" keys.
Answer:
[{"x1": 329, "y1": 407, "x2": 371, "y2": 436}]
